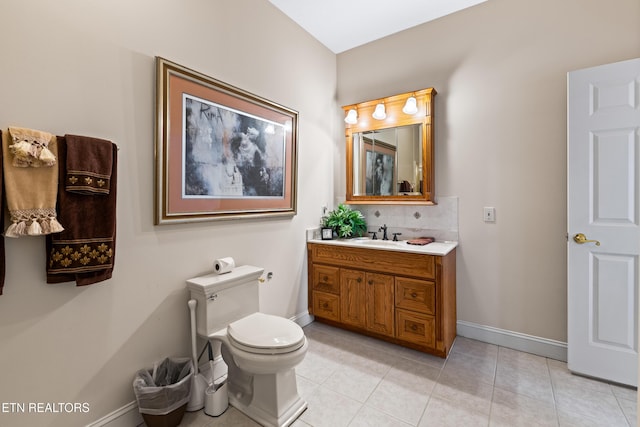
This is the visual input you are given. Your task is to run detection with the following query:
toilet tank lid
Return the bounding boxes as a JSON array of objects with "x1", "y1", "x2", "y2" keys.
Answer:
[
  {"x1": 186, "y1": 265, "x2": 264, "y2": 295},
  {"x1": 228, "y1": 313, "x2": 304, "y2": 349}
]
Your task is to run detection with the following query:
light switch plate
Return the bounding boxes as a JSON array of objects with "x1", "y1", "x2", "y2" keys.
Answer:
[{"x1": 484, "y1": 207, "x2": 496, "y2": 222}]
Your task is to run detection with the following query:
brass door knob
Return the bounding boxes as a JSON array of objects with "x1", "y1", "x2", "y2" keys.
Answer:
[{"x1": 573, "y1": 233, "x2": 600, "y2": 246}]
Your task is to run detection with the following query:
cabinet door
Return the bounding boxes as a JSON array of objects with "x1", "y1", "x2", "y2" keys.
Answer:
[
  {"x1": 340, "y1": 269, "x2": 366, "y2": 328},
  {"x1": 365, "y1": 272, "x2": 395, "y2": 337}
]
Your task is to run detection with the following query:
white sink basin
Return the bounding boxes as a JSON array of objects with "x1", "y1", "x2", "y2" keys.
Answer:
[{"x1": 351, "y1": 239, "x2": 407, "y2": 248}]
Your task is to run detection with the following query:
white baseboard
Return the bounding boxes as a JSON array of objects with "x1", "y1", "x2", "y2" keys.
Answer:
[
  {"x1": 292, "y1": 310, "x2": 313, "y2": 328},
  {"x1": 457, "y1": 320, "x2": 567, "y2": 362},
  {"x1": 85, "y1": 401, "x2": 142, "y2": 427}
]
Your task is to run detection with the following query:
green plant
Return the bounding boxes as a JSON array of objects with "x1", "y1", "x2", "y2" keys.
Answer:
[{"x1": 321, "y1": 204, "x2": 367, "y2": 238}]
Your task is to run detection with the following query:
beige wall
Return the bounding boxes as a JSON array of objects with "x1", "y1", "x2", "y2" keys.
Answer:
[
  {"x1": 1, "y1": 0, "x2": 639, "y2": 424},
  {"x1": 337, "y1": 0, "x2": 640, "y2": 342},
  {"x1": 0, "y1": 0, "x2": 335, "y2": 425}
]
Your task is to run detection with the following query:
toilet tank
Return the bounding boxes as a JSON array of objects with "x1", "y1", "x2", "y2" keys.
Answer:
[{"x1": 186, "y1": 265, "x2": 264, "y2": 337}]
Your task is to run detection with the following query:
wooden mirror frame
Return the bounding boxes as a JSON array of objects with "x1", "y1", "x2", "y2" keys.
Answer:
[{"x1": 343, "y1": 88, "x2": 436, "y2": 205}]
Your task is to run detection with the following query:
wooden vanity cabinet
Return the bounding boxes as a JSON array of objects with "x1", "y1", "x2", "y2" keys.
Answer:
[{"x1": 307, "y1": 242, "x2": 456, "y2": 358}]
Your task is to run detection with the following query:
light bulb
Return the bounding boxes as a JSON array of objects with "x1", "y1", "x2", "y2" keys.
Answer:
[
  {"x1": 402, "y1": 96, "x2": 418, "y2": 115},
  {"x1": 344, "y1": 109, "x2": 358, "y2": 124},
  {"x1": 372, "y1": 103, "x2": 386, "y2": 120}
]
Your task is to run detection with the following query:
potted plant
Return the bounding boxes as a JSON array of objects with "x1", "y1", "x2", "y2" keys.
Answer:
[{"x1": 321, "y1": 204, "x2": 367, "y2": 238}]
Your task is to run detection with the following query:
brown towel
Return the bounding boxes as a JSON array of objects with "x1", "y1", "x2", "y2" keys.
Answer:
[
  {"x1": 65, "y1": 134, "x2": 113, "y2": 195},
  {"x1": 46, "y1": 135, "x2": 118, "y2": 286},
  {"x1": 407, "y1": 237, "x2": 435, "y2": 246},
  {"x1": 2, "y1": 129, "x2": 64, "y2": 237}
]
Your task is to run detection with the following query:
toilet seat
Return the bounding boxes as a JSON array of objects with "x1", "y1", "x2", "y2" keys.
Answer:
[{"x1": 228, "y1": 312, "x2": 305, "y2": 355}]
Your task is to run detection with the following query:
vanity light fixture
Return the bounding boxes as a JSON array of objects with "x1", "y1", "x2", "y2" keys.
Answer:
[
  {"x1": 372, "y1": 103, "x2": 386, "y2": 120},
  {"x1": 402, "y1": 96, "x2": 418, "y2": 115},
  {"x1": 344, "y1": 108, "x2": 358, "y2": 124}
]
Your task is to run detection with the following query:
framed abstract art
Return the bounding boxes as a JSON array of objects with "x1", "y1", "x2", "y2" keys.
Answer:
[{"x1": 155, "y1": 57, "x2": 298, "y2": 224}]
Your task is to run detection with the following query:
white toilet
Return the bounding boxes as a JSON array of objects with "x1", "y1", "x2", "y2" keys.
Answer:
[{"x1": 186, "y1": 265, "x2": 308, "y2": 427}]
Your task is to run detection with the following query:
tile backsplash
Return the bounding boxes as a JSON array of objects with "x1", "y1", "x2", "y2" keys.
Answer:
[{"x1": 349, "y1": 196, "x2": 458, "y2": 242}]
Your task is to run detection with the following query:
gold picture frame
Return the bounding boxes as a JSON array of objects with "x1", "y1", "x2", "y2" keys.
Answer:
[{"x1": 155, "y1": 57, "x2": 298, "y2": 225}]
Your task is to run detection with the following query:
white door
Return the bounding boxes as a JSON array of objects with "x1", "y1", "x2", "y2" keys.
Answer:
[{"x1": 568, "y1": 57, "x2": 640, "y2": 387}]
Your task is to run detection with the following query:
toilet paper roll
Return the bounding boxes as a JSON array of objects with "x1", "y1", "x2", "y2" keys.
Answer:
[{"x1": 214, "y1": 257, "x2": 235, "y2": 274}]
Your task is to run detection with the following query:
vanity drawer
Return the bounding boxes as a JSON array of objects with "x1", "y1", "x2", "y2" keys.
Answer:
[
  {"x1": 395, "y1": 278, "x2": 435, "y2": 315},
  {"x1": 312, "y1": 291, "x2": 340, "y2": 322},
  {"x1": 312, "y1": 265, "x2": 340, "y2": 294},
  {"x1": 395, "y1": 309, "x2": 435, "y2": 347},
  {"x1": 309, "y1": 243, "x2": 435, "y2": 279}
]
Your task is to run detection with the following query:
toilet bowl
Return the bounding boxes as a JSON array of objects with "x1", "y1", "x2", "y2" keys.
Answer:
[
  {"x1": 211, "y1": 312, "x2": 308, "y2": 426},
  {"x1": 187, "y1": 266, "x2": 308, "y2": 427}
]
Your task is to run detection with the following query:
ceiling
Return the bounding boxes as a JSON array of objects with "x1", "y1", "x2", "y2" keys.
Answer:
[{"x1": 268, "y1": 0, "x2": 488, "y2": 54}]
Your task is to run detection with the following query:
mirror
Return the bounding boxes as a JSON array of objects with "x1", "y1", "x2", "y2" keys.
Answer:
[
  {"x1": 352, "y1": 125, "x2": 422, "y2": 196},
  {"x1": 344, "y1": 88, "x2": 436, "y2": 204}
]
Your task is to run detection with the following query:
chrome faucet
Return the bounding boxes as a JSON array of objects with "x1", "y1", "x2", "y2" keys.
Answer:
[{"x1": 379, "y1": 224, "x2": 389, "y2": 240}]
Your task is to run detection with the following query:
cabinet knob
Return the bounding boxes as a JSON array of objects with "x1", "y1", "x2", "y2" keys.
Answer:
[
  {"x1": 323, "y1": 275, "x2": 328, "y2": 282},
  {"x1": 411, "y1": 324, "x2": 418, "y2": 331},
  {"x1": 411, "y1": 292, "x2": 418, "y2": 298},
  {"x1": 322, "y1": 303, "x2": 328, "y2": 309},
  {"x1": 368, "y1": 280, "x2": 373, "y2": 285},
  {"x1": 357, "y1": 277, "x2": 362, "y2": 283}
]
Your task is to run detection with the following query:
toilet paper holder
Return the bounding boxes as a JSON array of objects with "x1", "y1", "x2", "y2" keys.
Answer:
[{"x1": 258, "y1": 272, "x2": 274, "y2": 283}]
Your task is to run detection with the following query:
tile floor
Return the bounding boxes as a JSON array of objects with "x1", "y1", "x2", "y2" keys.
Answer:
[{"x1": 179, "y1": 322, "x2": 637, "y2": 427}]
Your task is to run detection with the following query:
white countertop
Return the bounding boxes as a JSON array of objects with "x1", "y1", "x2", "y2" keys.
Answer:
[{"x1": 307, "y1": 237, "x2": 458, "y2": 256}]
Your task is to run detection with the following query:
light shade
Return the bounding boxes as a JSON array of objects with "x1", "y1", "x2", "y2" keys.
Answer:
[
  {"x1": 344, "y1": 109, "x2": 358, "y2": 124},
  {"x1": 402, "y1": 96, "x2": 418, "y2": 115},
  {"x1": 372, "y1": 103, "x2": 386, "y2": 120}
]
